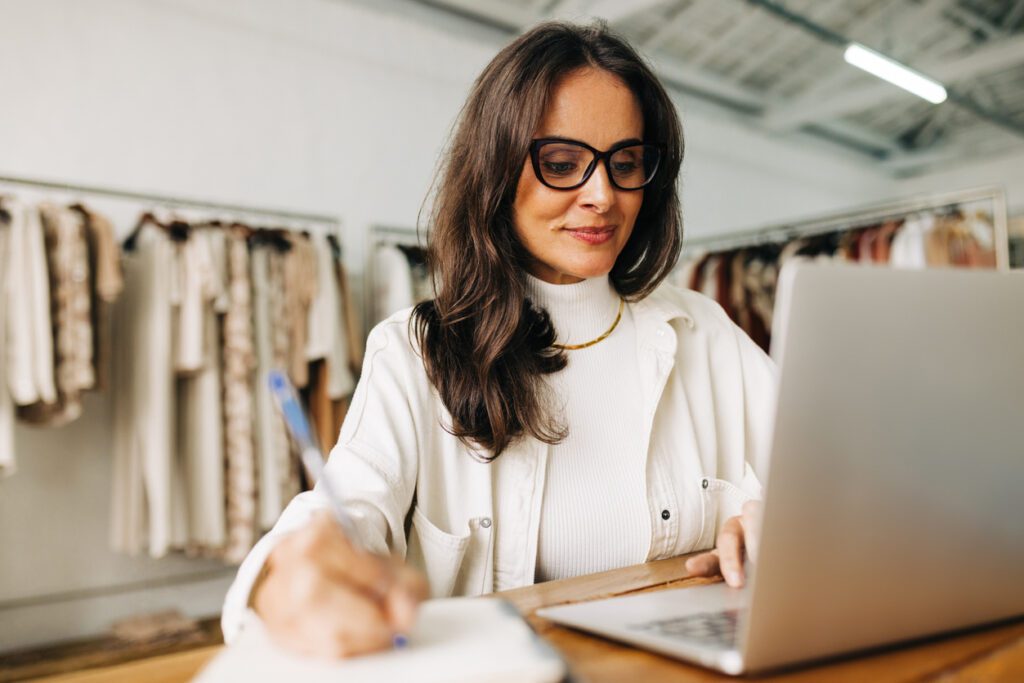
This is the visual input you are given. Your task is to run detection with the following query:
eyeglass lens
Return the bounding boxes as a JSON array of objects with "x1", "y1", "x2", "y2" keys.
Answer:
[{"x1": 536, "y1": 142, "x2": 660, "y2": 189}]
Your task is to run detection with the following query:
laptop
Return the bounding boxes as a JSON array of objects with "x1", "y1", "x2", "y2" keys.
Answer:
[{"x1": 535, "y1": 260, "x2": 1024, "y2": 675}]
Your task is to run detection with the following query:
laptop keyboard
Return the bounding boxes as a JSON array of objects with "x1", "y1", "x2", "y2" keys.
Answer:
[{"x1": 628, "y1": 609, "x2": 743, "y2": 649}]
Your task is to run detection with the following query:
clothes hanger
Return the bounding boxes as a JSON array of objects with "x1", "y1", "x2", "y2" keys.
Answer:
[{"x1": 123, "y1": 211, "x2": 191, "y2": 252}]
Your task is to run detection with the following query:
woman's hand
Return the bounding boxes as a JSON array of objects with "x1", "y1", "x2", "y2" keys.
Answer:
[
  {"x1": 685, "y1": 500, "x2": 762, "y2": 588},
  {"x1": 252, "y1": 511, "x2": 429, "y2": 659}
]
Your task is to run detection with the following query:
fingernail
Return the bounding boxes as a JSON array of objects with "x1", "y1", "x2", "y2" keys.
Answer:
[{"x1": 728, "y1": 571, "x2": 743, "y2": 586}]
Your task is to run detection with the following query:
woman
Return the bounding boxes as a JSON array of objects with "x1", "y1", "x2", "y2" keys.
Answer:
[{"x1": 222, "y1": 21, "x2": 775, "y2": 658}]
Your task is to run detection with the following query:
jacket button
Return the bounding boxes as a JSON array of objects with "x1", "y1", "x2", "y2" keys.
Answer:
[
  {"x1": 480, "y1": 517, "x2": 492, "y2": 529},
  {"x1": 702, "y1": 478, "x2": 709, "y2": 489},
  {"x1": 661, "y1": 509, "x2": 671, "y2": 521}
]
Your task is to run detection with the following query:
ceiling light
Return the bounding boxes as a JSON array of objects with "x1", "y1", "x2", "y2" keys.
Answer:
[{"x1": 843, "y1": 43, "x2": 947, "y2": 104}]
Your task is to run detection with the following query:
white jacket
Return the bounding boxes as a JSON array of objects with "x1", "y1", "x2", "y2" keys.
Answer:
[{"x1": 222, "y1": 284, "x2": 778, "y2": 641}]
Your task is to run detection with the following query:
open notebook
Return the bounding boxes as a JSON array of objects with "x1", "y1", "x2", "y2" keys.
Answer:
[{"x1": 194, "y1": 597, "x2": 568, "y2": 683}]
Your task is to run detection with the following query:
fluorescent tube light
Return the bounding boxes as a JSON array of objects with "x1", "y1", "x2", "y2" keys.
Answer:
[{"x1": 844, "y1": 43, "x2": 947, "y2": 104}]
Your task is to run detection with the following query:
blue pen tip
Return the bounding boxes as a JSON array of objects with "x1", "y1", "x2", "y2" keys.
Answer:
[
  {"x1": 268, "y1": 371, "x2": 286, "y2": 391},
  {"x1": 392, "y1": 634, "x2": 408, "y2": 649}
]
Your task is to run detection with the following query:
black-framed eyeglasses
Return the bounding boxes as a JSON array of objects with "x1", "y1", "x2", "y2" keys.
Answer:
[{"x1": 529, "y1": 137, "x2": 664, "y2": 191}]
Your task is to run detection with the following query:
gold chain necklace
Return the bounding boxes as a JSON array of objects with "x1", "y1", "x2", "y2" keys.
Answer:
[{"x1": 552, "y1": 298, "x2": 625, "y2": 351}]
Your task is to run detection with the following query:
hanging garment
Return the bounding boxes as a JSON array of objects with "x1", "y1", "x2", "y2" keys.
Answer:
[
  {"x1": 889, "y1": 215, "x2": 933, "y2": 269},
  {"x1": 222, "y1": 228, "x2": 259, "y2": 564},
  {"x1": 741, "y1": 254, "x2": 774, "y2": 350},
  {"x1": 74, "y1": 205, "x2": 123, "y2": 390},
  {"x1": 18, "y1": 204, "x2": 94, "y2": 426},
  {"x1": 111, "y1": 228, "x2": 180, "y2": 557},
  {"x1": 674, "y1": 252, "x2": 705, "y2": 292},
  {"x1": 396, "y1": 244, "x2": 431, "y2": 304},
  {"x1": 0, "y1": 211, "x2": 15, "y2": 476},
  {"x1": 335, "y1": 258, "x2": 363, "y2": 376},
  {"x1": 283, "y1": 233, "x2": 317, "y2": 388},
  {"x1": 251, "y1": 244, "x2": 297, "y2": 531},
  {"x1": 307, "y1": 234, "x2": 355, "y2": 400},
  {"x1": 175, "y1": 229, "x2": 229, "y2": 553},
  {"x1": 373, "y1": 243, "x2": 414, "y2": 323},
  {"x1": 871, "y1": 220, "x2": 901, "y2": 264},
  {"x1": 858, "y1": 227, "x2": 879, "y2": 264},
  {"x1": 698, "y1": 255, "x2": 721, "y2": 303},
  {"x1": 5, "y1": 198, "x2": 57, "y2": 407},
  {"x1": 305, "y1": 358, "x2": 334, "y2": 461},
  {"x1": 964, "y1": 212, "x2": 997, "y2": 268}
]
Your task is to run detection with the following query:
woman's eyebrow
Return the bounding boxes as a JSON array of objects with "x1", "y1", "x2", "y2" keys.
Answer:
[{"x1": 542, "y1": 135, "x2": 644, "y2": 147}]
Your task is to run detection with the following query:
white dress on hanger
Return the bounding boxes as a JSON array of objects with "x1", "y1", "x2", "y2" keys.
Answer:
[{"x1": 5, "y1": 198, "x2": 57, "y2": 406}]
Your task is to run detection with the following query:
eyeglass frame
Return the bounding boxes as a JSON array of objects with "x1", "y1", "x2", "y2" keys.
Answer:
[{"x1": 528, "y1": 137, "x2": 665, "y2": 192}]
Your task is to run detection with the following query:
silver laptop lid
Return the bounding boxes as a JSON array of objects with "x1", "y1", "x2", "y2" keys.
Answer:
[{"x1": 741, "y1": 261, "x2": 1024, "y2": 672}]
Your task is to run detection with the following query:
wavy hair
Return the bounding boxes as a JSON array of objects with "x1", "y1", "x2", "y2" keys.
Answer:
[{"x1": 412, "y1": 21, "x2": 684, "y2": 460}]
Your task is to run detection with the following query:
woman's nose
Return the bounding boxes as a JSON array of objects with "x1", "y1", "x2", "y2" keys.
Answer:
[{"x1": 576, "y1": 161, "x2": 615, "y2": 212}]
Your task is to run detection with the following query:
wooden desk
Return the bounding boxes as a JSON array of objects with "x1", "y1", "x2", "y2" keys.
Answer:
[{"x1": 33, "y1": 557, "x2": 1024, "y2": 682}]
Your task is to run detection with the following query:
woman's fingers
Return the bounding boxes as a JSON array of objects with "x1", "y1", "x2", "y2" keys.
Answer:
[
  {"x1": 255, "y1": 512, "x2": 429, "y2": 659},
  {"x1": 684, "y1": 549, "x2": 720, "y2": 577},
  {"x1": 268, "y1": 577, "x2": 396, "y2": 659},
  {"x1": 384, "y1": 559, "x2": 430, "y2": 632},
  {"x1": 301, "y1": 511, "x2": 398, "y2": 600},
  {"x1": 716, "y1": 515, "x2": 746, "y2": 587},
  {"x1": 740, "y1": 500, "x2": 763, "y2": 564}
]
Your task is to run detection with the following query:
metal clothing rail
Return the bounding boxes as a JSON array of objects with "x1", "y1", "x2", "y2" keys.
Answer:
[
  {"x1": 371, "y1": 224, "x2": 425, "y2": 242},
  {"x1": 684, "y1": 185, "x2": 1010, "y2": 270},
  {"x1": 0, "y1": 172, "x2": 341, "y2": 227}
]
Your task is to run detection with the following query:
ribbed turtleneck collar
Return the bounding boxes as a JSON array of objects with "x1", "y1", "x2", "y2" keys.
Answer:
[{"x1": 526, "y1": 274, "x2": 620, "y2": 347}]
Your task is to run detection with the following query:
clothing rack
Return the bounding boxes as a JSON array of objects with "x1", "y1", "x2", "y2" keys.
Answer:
[
  {"x1": 684, "y1": 186, "x2": 1010, "y2": 271},
  {"x1": 0, "y1": 172, "x2": 341, "y2": 230},
  {"x1": 371, "y1": 224, "x2": 425, "y2": 244}
]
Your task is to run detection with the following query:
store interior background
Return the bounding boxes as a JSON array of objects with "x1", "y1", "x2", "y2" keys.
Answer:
[{"x1": 1, "y1": 0, "x2": 1022, "y2": 655}]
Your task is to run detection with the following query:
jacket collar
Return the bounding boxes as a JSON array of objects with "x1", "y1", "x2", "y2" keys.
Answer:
[{"x1": 631, "y1": 285, "x2": 696, "y2": 332}]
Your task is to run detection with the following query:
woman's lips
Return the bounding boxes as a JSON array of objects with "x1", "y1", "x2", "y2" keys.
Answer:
[{"x1": 564, "y1": 225, "x2": 616, "y2": 245}]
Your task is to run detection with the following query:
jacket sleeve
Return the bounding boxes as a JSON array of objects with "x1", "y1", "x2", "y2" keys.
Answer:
[
  {"x1": 733, "y1": 322, "x2": 778, "y2": 502},
  {"x1": 220, "y1": 314, "x2": 422, "y2": 643}
]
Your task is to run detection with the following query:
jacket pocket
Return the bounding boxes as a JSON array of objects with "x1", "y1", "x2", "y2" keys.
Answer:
[
  {"x1": 697, "y1": 477, "x2": 752, "y2": 548},
  {"x1": 406, "y1": 507, "x2": 493, "y2": 598}
]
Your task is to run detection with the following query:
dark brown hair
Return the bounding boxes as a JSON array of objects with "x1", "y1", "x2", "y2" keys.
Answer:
[{"x1": 412, "y1": 21, "x2": 684, "y2": 460}]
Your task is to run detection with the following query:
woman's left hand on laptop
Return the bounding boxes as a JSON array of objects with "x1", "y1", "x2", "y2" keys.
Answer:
[{"x1": 684, "y1": 500, "x2": 762, "y2": 588}]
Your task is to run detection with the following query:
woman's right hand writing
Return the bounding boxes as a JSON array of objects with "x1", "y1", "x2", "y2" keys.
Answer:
[{"x1": 252, "y1": 510, "x2": 429, "y2": 659}]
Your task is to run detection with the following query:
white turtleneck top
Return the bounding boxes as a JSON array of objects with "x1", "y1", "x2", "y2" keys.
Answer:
[{"x1": 527, "y1": 274, "x2": 650, "y2": 582}]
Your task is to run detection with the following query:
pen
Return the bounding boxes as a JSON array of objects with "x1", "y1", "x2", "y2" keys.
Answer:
[{"x1": 267, "y1": 369, "x2": 409, "y2": 649}]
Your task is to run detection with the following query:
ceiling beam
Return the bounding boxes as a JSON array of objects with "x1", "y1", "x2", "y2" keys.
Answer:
[
  {"x1": 685, "y1": 4, "x2": 766, "y2": 67},
  {"x1": 727, "y1": 0, "x2": 848, "y2": 83},
  {"x1": 768, "y1": 0, "x2": 951, "y2": 100},
  {"x1": 416, "y1": 0, "x2": 538, "y2": 29},
  {"x1": 585, "y1": 0, "x2": 670, "y2": 24},
  {"x1": 763, "y1": 33, "x2": 1024, "y2": 131},
  {"x1": 1006, "y1": 0, "x2": 1024, "y2": 31},
  {"x1": 409, "y1": 0, "x2": 902, "y2": 161},
  {"x1": 641, "y1": 0, "x2": 712, "y2": 52}
]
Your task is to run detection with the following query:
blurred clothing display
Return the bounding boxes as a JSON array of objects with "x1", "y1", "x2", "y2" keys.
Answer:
[
  {"x1": 1, "y1": 197, "x2": 121, "y2": 477},
  {"x1": 108, "y1": 218, "x2": 357, "y2": 562},
  {"x1": 677, "y1": 205, "x2": 1000, "y2": 353},
  {"x1": 0, "y1": 189, "x2": 357, "y2": 564}
]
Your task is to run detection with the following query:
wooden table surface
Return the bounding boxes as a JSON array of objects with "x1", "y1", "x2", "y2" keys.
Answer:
[{"x1": 32, "y1": 557, "x2": 1024, "y2": 682}]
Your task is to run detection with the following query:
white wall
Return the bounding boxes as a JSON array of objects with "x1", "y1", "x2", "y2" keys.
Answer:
[
  {"x1": 0, "y1": 0, "x2": 1011, "y2": 651},
  {"x1": 895, "y1": 149, "x2": 1024, "y2": 216}
]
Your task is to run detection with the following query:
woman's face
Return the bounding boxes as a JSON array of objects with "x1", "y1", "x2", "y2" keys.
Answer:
[{"x1": 513, "y1": 67, "x2": 645, "y2": 285}]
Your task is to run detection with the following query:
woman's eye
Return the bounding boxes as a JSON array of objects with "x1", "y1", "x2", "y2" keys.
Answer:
[
  {"x1": 612, "y1": 161, "x2": 639, "y2": 174},
  {"x1": 542, "y1": 161, "x2": 578, "y2": 176}
]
